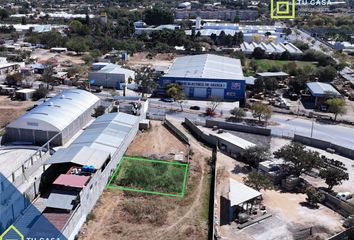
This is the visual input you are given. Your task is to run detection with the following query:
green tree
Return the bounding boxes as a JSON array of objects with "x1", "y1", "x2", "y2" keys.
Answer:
[
  {"x1": 325, "y1": 98, "x2": 346, "y2": 121},
  {"x1": 5, "y1": 73, "x2": 23, "y2": 86},
  {"x1": 41, "y1": 66, "x2": 55, "y2": 90},
  {"x1": 243, "y1": 172, "x2": 273, "y2": 192},
  {"x1": 252, "y1": 47, "x2": 266, "y2": 59},
  {"x1": 69, "y1": 20, "x2": 89, "y2": 36},
  {"x1": 144, "y1": 8, "x2": 173, "y2": 26},
  {"x1": 230, "y1": 107, "x2": 246, "y2": 121},
  {"x1": 135, "y1": 66, "x2": 159, "y2": 97},
  {"x1": 32, "y1": 88, "x2": 49, "y2": 101},
  {"x1": 0, "y1": 9, "x2": 9, "y2": 20},
  {"x1": 66, "y1": 37, "x2": 89, "y2": 53},
  {"x1": 241, "y1": 146, "x2": 271, "y2": 168},
  {"x1": 283, "y1": 28, "x2": 292, "y2": 35},
  {"x1": 21, "y1": 16, "x2": 27, "y2": 25},
  {"x1": 319, "y1": 167, "x2": 349, "y2": 191},
  {"x1": 306, "y1": 187, "x2": 325, "y2": 207},
  {"x1": 317, "y1": 66, "x2": 337, "y2": 82},
  {"x1": 250, "y1": 102, "x2": 272, "y2": 122},
  {"x1": 166, "y1": 83, "x2": 185, "y2": 111},
  {"x1": 293, "y1": 40, "x2": 310, "y2": 51},
  {"x1": 92, "y1": 106, "x2": 106, "y2": 117},
  {"x1": 273, "y1": 142, "x2": 321, "y2": 177}
]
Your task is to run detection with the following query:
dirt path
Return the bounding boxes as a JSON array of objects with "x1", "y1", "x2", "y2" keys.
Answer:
[{"x1": 153, "y1": 130, "x2": 209, "y2": 239}]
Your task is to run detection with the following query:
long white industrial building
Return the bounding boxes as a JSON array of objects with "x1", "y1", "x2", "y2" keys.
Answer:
[
  {"x1": 241, "y1": 42, "x2": 303, "y2": 55},
  {"x1": 5, "y1": 89, "x2": 100, "y2": 146}
]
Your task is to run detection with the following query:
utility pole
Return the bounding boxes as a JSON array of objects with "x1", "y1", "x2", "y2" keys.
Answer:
[{"x1": 310, "y1": 117, "x2": 315, "y2": 138}]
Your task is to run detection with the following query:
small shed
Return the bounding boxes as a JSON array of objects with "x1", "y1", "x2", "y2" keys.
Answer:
[
  {"x1": 223, "y1": 178, "x2": 262, "y2": 223},
  {"x1": 16, "y1": 89, "x2": 36, "y2": 100},
  {"x1": 306, "y1": 82, "x2": 341, "y2": 107}
]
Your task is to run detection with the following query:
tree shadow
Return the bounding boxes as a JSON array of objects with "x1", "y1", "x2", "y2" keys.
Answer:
[
  {"x1": 232, "y1": 165, "x2": 252, "y2": 174},
  {"x1": 299, "y1": 201, "x2": 319, "y2": 209}
]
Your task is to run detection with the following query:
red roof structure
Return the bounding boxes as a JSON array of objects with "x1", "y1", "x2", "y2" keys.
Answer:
[{"x1": 53, "y1": 174, "x2": 90, "y2": 188}]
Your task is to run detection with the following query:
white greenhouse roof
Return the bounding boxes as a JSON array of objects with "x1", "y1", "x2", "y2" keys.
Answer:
[
  {"x1": 229, "y1": 178, "x2": 262, "y2": 206},
  {"x1": 306, "y1": 82, "x2": 341, "y2": 97},
  {"x1": 163, "y1": 54, "x2": 244, "y2": 80},
  {"x1": 7, "y1": 89, "x2": 99, "y2": 132}
]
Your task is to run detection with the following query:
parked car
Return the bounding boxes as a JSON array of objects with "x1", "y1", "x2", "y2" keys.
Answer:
[
  {"x1": 161, "y1": 98, "x2": 174, "y2": 102},
  {"x1": 336, "y1": 192, "x2": 353, "y2": 201},
  {"x1": 190, "y1": 106, "x2": 200, "y2": 110}
]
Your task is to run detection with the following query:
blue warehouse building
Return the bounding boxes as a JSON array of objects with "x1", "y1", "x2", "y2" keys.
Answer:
[{"x1": 159, "y1": 54, "x2": 246, "y2": 102}]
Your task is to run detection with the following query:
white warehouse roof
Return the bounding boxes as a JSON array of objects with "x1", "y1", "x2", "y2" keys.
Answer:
[
  {"x1": 306, "y1": 82, "x2": 341, "y2": 97},
  {"x1": 164, "y1": 54, "x2": 244, "y2": 80},
  {"x1": 7, "y1": 89, "x2": 100, "y2": 132},
  {"x1": 228, "y1": 178, "x2": 262, "y2": 206},
  {"x1": 69, "y1": 112, "x2": 139, "y2": 156},
  {"x1": 96, "y1": 64, "x2": 135, "y2": 75}
]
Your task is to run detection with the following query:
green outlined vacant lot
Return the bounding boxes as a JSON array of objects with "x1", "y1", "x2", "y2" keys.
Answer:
[{"x1": 107, "y1": 157, "x2": 189, "y2": 197}]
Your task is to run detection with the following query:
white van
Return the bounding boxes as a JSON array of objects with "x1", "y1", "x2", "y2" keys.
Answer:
[{"x1": 336, "y1": 192, "x2": 353, "y2": 201}]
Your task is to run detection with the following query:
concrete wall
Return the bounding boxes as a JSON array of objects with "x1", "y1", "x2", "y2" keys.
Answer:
[
  {"x1": 294, "y1": 134, "x2": 354, "y2": 160},
  {"x1": 328, "y1": 227, "x2": 354, "y2": 240},
  {"x1": 320, "y1": 190, "x2": 354, "y2": 217},
  {"x1": 205, "y1": 120, "x2": 271, "y2": 136},
  {"x1": 184, "y1": 118, "x2": 216, "y2": 146},
  {"x1": 164, "y1": 119, "x2": 189, "y2": 145}
]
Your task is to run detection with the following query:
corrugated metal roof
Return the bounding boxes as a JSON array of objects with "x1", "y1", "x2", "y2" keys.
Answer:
[
  {"x1": 7, "y1": 89, "x2": 99, "y2": 132},
  {"x1": 306, "y1": 82, "x2": 341, "y2": 97},
  {"x1": 46, "y1": 146, "x2": 110, "y2": 169},
  {"x1": 256, "y1": 72, "x2": 289, "y2": 77},
  {"x1": 96, "y1": 64, "x2": 135, "y2": 75},
  {"x1": 228, "y1": 178, "x2": 262, "y2": 206},
  {"x1": 69, "y1": 112, "x2": 139, "y2": 155},
  {"x1": 53, "y1": 174, "x2": 90, "y2": 188},
  {"x1": 46, "y1": 190, "x2": 78, "y2": 210},
  {"x1": 163, "y1": 54, "x2": 244, "y2": 80}
]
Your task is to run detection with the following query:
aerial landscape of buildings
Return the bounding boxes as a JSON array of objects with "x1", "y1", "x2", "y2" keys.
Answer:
[{"x1": 0, "y1": 0, "x2": 353, "y2": 240}]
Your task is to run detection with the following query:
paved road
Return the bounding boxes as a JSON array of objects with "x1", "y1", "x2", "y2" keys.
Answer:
[
  {"x1": 148, "y1": 102, "x2": 354, "y2": 149},
  {"x1": 270, "y1": 115, "x2": 354, "y2": 149}
]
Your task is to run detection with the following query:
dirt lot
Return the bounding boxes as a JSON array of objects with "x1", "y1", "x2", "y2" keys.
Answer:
[
  {"x1": 31, "y1": 49, "x2": 84, "y2": 66},
  {"x1": 215, "y1": 137, "x2": 346, "y2": 240},
  {"x1": 78, "y1": 121, "x2": 212, "y2": 240},
  {"x1": 126, "y1": 121, "x2": 187, "y2": 160},
  {"x1": 127, "y1": 52, "x2": 178, "y2": 69},
  {"x1": 0, "y1": 96, "x2": 34, "y2": 128}
]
